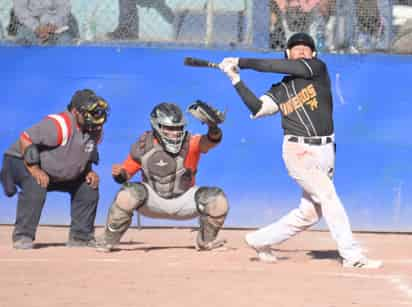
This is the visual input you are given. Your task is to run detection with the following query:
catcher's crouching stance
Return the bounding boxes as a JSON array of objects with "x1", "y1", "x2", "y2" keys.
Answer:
[{"x1": 97, "y1": 101, "x2": 228, "y2": 252}]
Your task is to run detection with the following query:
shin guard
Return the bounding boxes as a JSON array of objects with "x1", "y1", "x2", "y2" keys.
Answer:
[{"x1": 195, "y1": 187, "x2": 229, "y2": 250}]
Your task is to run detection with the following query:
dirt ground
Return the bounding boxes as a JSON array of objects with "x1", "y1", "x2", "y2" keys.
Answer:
[{"x1": 0, "y1": 225, "x2": 411, "y2": 307}]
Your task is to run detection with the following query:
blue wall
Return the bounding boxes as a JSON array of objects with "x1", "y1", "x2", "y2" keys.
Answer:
[{"x1": 1, "y1": 46, "x2": 411, "y2": 231}]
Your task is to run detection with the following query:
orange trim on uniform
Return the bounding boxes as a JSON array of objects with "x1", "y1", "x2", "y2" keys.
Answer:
[
  {"x1": 60, "y1": 112, "x2": 72, "y2": 139},
  {"x1": 20, "y1": 132, "x2": 32, "y2": 143},
  {"x1": 122, "y1": 154, "x2": 142, "y2": 177},
  {"x1": 184, "y1": 135, "x2": 202, "y2": 186},
  {"x1": 46, "y1": 116, "x2": 63, "y2": 145}
]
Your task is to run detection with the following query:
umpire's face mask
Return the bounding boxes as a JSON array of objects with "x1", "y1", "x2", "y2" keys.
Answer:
[{"x1": 78, "y1": 98, "x2": 110, "y2": 133}]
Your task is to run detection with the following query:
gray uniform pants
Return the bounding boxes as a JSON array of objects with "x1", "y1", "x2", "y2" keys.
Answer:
[
  {"x1": 136, "y1": 182, "x2": 200, "y2": 220},
  {"x1": 1, "y1": 156, "x2": 98, "y2": 242}
]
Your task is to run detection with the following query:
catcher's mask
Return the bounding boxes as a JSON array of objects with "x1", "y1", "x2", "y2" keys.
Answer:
[
  {"x1": 68, "y1": 89, "x2": 110, "y2": 133},
  {"x1": 150, "y1": 102, "x2": 187, "y2": 155},
  {"x1": 285, "y1": 32, "x2": 316, "y2": 59}
]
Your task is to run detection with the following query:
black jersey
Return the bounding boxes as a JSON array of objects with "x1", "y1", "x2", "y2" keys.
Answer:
[{"x1": 235, "y1": 58, "x2": 334, "y2": 137}]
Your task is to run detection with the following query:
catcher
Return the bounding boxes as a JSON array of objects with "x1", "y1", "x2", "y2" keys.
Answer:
[{"x1": 97, "y1": 100, "x2": 229, "y2": 252}]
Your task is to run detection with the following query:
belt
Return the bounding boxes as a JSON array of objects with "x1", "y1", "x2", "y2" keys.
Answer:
[{"x1": 288, "y1": 136, "x2": 333, "y2": 145}]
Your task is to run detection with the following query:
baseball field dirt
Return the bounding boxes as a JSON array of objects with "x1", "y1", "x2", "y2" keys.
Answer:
[{"x1": 0, "y1": 225, "x2": 411, "y2": 307}]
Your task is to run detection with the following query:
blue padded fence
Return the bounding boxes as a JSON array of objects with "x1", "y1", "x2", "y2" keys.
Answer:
[{"x1": 1, "y1": 46, "x2": 411, "y2": 231}]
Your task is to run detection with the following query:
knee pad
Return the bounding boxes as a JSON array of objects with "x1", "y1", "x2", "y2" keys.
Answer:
[
  {"x1": 195, "y1": 187, "x2": 229, "y2": 246},
  {"x1": 195, "y1": 187, "x2": 229, "y2": 219},
  {"x1": 115, "y1": 183, "x2": 148, "y2": 212},
  {"x1": 103, "y1": 184, "x2": 148, "y2": 246}
]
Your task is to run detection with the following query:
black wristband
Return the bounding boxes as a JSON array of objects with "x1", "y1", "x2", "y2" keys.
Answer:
[
  {"x1": 23, "y1": 144, "x2": 40, "y2": 166},
  {"x1": 207, "y1": 126, "x2": 222, "y2": 143},
  {"x1": 113, "y1": 169, "x2": 128, "y2": 184}
]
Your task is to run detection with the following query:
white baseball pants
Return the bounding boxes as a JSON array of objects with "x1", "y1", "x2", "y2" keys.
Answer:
[{"x1": 246, "y1": 135, "x2": 364, "y2": 262}]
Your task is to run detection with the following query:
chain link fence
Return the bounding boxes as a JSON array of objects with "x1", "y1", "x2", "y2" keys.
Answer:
[
  {"x1": 0, "y1": 0, "x2": 412, "y2": 54},
  {"x1": 269, "y1": 0, "x2": 412, "y2": 54}
]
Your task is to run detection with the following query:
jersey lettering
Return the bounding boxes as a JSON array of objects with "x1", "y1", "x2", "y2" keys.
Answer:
[{"x1": 279, "y1": 84, "x2": 318, "y2": 115}]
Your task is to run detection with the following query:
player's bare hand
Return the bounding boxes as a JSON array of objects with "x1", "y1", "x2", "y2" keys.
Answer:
[
  {"x1": 34, "y1": 25, "x2": 45, "y2": 36},
  {"x1": 29, "y1": 167, "x2": 49, "y2": 188},
  {"x1": 112, "y1": 164, "x2": 125, "y2": 177},
  {"x1": 112, "y1": 165, "x2": 129, "y2": 184},
  {"x1": 86, "y1": 171, "x2": 99, "y2": 189},
  {"x1": 46, "y1": 23, "x2": 57, "y2": 33},
  {"x1": 35, "y1": 25, "x2": 49, "y2": 40}
]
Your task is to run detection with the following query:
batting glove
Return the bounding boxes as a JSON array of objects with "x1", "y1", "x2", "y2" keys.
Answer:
[
  {"x1": 219, "y1": 61, "x2": 240, "y2": 85},
  {"x1": 221, "y1": 57, "x2": 239, "y2": 66}
]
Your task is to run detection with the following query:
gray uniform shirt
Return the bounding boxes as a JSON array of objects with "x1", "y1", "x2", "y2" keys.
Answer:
[
  {"x1": 13, "y1": 0, "x2": 71, "y2": 31},
  {"x1": 6, "y1": 111, "x2": 98, "y2": 182}
]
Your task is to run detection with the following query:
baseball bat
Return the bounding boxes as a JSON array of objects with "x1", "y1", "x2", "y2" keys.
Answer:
[{"x1": 184, "y1": 57, "x2": 219, "y2": 69}]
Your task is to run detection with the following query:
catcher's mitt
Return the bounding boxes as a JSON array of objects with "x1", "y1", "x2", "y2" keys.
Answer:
[{"x1": 187, "y1": 100, "x2": 226, "y2": 127}]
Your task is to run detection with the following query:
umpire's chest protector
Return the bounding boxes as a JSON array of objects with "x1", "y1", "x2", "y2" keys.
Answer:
[{"x1": 131, "y1": 132, "x2": 197, "y2": 198}]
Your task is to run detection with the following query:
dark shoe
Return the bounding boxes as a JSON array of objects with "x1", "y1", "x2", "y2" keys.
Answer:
[
  {"x1": 13, "y1": 237, "x2": 34, "y2": 250},
  {"x1": 66, "y1": 237, "x2": 96, "y2": 248},
  {"x1": 106, "y1": 27, "x2": 138, "y2": 40}
]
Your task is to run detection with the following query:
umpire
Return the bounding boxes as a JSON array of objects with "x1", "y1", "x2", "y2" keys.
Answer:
[
  {"x1": 0, "y1": 89, "x2": 110, "y2": 249},
  {"x1": 218, "y1": 32, "x2": 382, "y2": 269}
]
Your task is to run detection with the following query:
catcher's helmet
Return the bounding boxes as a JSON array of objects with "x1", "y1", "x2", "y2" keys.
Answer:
[
  {"x1": 150, "y1": 103, "x2": 187, "y2": 155},
  {"x1": 68, "y1": 89, "x2": 110, "y2": 132},
  {"x1": 285, "y1": 32, "x2": 316, "y2": 58}
]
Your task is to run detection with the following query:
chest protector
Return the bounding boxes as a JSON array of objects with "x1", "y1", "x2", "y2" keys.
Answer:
[{"x1": 132, "y1": 131, "x2": 197, "y2": 199}]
